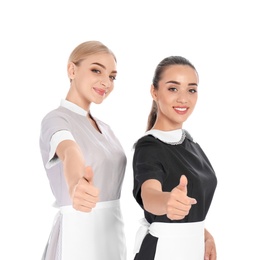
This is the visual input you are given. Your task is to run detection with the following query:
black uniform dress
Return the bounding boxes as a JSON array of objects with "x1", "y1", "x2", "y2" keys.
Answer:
[{"x1": 133, "y1": 129, "x2": 217, "y2": 260}]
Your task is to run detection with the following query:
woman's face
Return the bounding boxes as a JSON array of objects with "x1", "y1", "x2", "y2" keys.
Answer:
[
  {"x1": 151, "y1": 64, "x2": 199, "y2": 130},
  {"x1": 67, "y1": 52, "x2": 117, "y2": 110}
]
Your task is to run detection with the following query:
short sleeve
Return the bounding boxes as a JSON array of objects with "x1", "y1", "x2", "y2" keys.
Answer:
[
  {"x1": 40, "y1": 109, "x2": 75, "y2": 170},
  {"x1": 132, "y1": 136, "x2": 167, "y2": 207},
  {"x1": 46, "y1": 130, "x2": 75, "y2": 169}
]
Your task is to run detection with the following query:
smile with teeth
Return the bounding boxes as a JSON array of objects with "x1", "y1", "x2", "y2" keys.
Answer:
[
  {"x1": 173, "y1": 107, "x2": 188, "y2": 114},
  {"x1": 174, "y1": 107, "x2": 187, "y2": 111}
]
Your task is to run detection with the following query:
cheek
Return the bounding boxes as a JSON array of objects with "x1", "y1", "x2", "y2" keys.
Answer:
[
  {"x1": 192, "y1": 96, "x2": 198, "y2": 106},
  {"x1": 188, "y1": 98, "x2": 198, "y2": 114},
  {"x1": 159, "y1": 93, "x2": 174, "y2": 103},
  {"x1": 109, "y1": 85, "x2": 114, "y2": 92},
  {"x1": 105, "y1": 85, "x2": 114, "y2": 97},
  {"x1": 188, "y1": 93, "x2": 198, "y2": 103}
]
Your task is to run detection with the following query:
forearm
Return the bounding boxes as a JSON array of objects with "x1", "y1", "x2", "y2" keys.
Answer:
[
  {"x1": 204, "y1": 228, "x2": 214, "y2": 242},
  {"x1": 141, "y1": 186, "x2": 170, "y2": 215},
  {"x1": 56, "y1": 140, "x2": 86, "y2": 195}
]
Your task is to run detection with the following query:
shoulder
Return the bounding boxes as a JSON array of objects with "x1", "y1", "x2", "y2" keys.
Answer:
[
  {"x1": 133, "y1": 134, "x2": 164, "y2": 151},
  {"x1": 40, "y1": 107, "x2": 74, "y2": 134},
  {"x1": 42, "y1": 106, "x2": 69, "y2": 120}
]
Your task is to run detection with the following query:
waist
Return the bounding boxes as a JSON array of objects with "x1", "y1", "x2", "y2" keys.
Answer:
[
  {"x1": 60, "y1": 199, "x2": 121, "y2": 213},
  {"x1": 133, "y1": 218, "x2": 204, "y2": 254},
  {"x1": 149, "y1": 220, "x2": 205, "y2": 237}
]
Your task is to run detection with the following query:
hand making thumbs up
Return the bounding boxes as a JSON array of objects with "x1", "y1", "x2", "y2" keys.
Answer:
[
  {"x1": 166, "y1": 175, "x2": 197, "y2": 220},
  {"x1": 72, "y1": 166, "x2": 99, "y2": 212}
]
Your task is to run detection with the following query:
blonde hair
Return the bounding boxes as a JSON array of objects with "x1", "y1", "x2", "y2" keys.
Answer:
[{"x1": 68, "y1": 40, "x2": 116, "y2": 65}]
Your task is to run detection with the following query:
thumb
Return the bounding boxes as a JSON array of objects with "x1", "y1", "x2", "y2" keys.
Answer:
[
  {"x1": 83, "y1": 166, "x2": 94, "y2": 184},
  {"x1": 176, "y1": 175, "x2": 188, "y2": 194},
  {"x1": 176, "y1": 175, "x2": 197, "y2": 205}
]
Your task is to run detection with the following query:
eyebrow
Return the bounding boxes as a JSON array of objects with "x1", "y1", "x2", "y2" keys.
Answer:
[
  {"x1": 91, "y1": 62, "x2": 117, "y2": 74},
  {"x1": 166, "y1": 80, "x2": 198, "y2": 86}
]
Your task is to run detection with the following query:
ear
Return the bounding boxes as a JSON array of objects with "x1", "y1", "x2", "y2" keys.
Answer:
[
  {"x1": 150, "y1": 84, "x2": 158, "y2": 101},
  {"x1": 67, "y1": 62, "x2": 76, "y2": 80}
]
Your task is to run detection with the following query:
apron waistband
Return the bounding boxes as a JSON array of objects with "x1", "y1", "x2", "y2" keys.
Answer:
[
  {"x1": 60, "y1": 199, "x2": 121, "y2": 213},
  {"x1": 133, "y1": 218, "x2": 204, "y2": 254},
  {"x1": 150, "y1": 220, "x2": 204, "y2": 237}
]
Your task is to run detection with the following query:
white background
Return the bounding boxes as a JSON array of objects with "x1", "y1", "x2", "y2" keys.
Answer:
[{"x1": 1, "y1": 0, "x2": 265, "y2": 259}]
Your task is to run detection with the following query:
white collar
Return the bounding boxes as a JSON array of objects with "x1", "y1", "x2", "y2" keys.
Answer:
[
  {"x1": 144, "y1": 129, "x2": 187, "y2": 145},
  {"x1": 60, "y1": 99, "x2": 88, "y2": 116}
]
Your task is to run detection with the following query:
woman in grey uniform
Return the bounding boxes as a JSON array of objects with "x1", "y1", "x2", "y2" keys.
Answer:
[
  {"x1": 39, "y1": 41, "x2": 127, "y2": 260},
  {"x1": 132, "y1": 56, "x2": 217, "y2": 260}
]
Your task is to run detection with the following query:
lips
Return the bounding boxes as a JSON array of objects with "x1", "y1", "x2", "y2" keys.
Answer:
[
  {"x1": 173, "y1": 107, "x2": 188, "y2": 115},
  {"x1": 94, "y1": 87, "x2": 106, "y2": 96}
]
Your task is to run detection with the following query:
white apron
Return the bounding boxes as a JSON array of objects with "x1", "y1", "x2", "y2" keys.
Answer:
[
  {"x1": 42, "y1": 200, "x2": 127, "y2": 260},
  {"x1": 134, "y1": 218, "x2": 204, "y2": 260}
]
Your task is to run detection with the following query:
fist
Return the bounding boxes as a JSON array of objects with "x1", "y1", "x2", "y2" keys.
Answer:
[
  {"x1": 166, "y1": 175, "x2": 197, "y2": 220},
  {"x1": 72, "y1": 166, "x2": 99, "y2": 212}
]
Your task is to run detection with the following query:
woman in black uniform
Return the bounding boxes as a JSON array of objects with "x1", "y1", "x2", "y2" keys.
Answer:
[{"x1": 132, "y1": 56, "x2": 217, "y2": 260}]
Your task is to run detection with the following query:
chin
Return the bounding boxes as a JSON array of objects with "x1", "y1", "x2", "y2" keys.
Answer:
[{"x1": 93, "y1": 98, "x2": 105, "y2": 105}]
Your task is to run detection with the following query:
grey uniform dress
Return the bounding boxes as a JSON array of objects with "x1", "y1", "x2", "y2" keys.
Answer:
[{"x1": 40, "y1": 99, "x2": 127, "y2": 260}]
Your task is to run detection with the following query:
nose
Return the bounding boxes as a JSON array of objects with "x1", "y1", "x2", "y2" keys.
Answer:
[
  {"x1": 100, "y1": 76, "x2": 109, "y2": 88},
  {"x1": 176, "y1": 92, "x2": 188, "y2": 104}
]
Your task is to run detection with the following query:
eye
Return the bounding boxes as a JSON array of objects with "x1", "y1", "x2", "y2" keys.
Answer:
[
  {"x1": 91, "y1": 69, "x2": 101, "y2": 74},
  {"x1": 168, "y1": 87, "x2": 177, "y2": 92},
  {"x1": 189, "y1": 88, "x2": 197, "y2": 93},
  {"x1": 109, "y1": 75, "x2": 116, "y2": 81}
]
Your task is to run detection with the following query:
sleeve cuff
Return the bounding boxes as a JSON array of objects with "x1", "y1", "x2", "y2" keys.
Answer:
[{"x1": 45, "y1": 130, "x2": 75, "y2": 169}]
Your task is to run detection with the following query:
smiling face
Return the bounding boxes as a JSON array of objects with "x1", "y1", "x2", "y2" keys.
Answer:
[
  {"x1": 66, "y1": 52, "x2": 117, "y2": 111},
  {"x1": 151, "y1": 64, "x2": 199, "y2": 130}
]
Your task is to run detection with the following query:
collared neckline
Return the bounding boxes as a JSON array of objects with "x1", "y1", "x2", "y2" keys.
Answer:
[
  {"x1": 144, "y1": 128, "x2": 193, "y2": 145},
  {"x1": 60, "y1": 99, "x2": 88, "y2": 116}
]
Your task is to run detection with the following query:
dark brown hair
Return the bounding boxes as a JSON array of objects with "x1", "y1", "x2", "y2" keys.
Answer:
[{"x1": 146, "y1": 56, "x2": 197, "y2": 131}]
